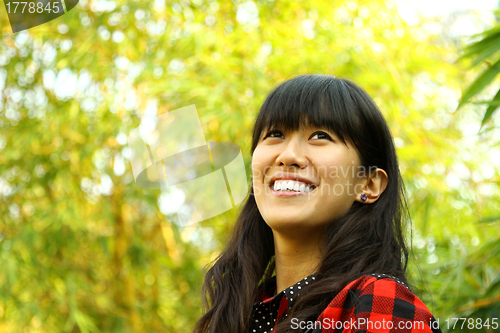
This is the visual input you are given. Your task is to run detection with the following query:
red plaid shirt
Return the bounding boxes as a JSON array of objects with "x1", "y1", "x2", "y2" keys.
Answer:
[{"x1": 250, "y1": 274, "x2": 442, "y2": 333}]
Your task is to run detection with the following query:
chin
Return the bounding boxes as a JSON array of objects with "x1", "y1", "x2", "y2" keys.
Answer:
[{"x1": 263, "y1": 214, "x2": 311, "y2": 231}]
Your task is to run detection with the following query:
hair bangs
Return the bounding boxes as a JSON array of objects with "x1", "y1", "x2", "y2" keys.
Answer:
[{"x1": 251, "y1": 75, "x2": 363, "y2": 154}]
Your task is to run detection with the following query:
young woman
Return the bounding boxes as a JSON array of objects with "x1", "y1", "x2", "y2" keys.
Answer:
[{"x1": 194, "y1": 75, "x2": 442, "y2": 333}]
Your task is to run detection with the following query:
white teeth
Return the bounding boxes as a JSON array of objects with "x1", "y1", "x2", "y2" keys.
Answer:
[{"x1": 272, "y1": 180, "x2": 315, "y2": 192}]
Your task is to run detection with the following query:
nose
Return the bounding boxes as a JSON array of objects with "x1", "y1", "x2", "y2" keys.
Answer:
[{"x1": 276, "y1": 135, "x2": 308, "y2": 168}]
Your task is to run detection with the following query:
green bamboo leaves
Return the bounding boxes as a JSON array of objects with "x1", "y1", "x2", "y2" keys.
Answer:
[{"x1": 457, "y1": 22, "x2": 500, "y2": 129}]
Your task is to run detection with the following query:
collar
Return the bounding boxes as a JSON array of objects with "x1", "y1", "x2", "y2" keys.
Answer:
[
  {"x1": 251, "y1": 273, "x2": 317, "y2": 328},
  {"x1": 254, "y1": 273, "x2": 317, "y2": 305}
]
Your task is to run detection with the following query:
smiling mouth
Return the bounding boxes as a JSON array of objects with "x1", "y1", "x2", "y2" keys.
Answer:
[{"x1": 270, "y1": 179, "x2": 318, "y2": 193}]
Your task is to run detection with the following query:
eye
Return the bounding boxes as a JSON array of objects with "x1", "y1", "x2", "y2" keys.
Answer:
[
  {"x1": 263, "y1": 130, "x2": 284, "y2": 139},
  {"x1": 310, "y1": 131, "x2": 333, "y2": 141}
]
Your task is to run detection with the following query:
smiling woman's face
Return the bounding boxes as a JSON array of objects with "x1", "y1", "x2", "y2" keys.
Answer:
[{"x1": 251, "y1": 125, "x2": 367, "y2": 234}]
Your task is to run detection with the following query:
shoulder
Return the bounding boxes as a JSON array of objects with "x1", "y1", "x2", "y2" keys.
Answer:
[
  {"x1": 320, "y1": 274, "x2": 415, "y2": 317},
  {"x1": 316, "y1": 274, "x2": 442, "y2": 332},
  {"x1": 346, "y1": 273, "x2": 413, "y2": 300}
]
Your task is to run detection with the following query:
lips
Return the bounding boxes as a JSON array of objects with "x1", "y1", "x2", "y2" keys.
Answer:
[
  {"x1": 269, "y1": 172, "x2": 318, "y2": 189},
  {"x1": 272, "y1": 179, "x2": 316, "y2": 192}
]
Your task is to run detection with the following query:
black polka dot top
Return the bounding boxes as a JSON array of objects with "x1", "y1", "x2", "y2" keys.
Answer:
[{"x1": 249, "y1": 274, "x2": 316, "y2": 333}]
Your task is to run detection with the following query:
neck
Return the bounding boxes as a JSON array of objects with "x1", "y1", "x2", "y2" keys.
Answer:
[{"x1": 273, "y1": 231, "x2": 324, "y2": 293}]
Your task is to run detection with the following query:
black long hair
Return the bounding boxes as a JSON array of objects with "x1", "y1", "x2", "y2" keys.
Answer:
[{"x1": 193, "y1": 74, "x2": 410, "y2": 333}]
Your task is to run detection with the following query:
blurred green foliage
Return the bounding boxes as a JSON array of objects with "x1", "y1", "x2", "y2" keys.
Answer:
[
  {"x1": 457, "y1": 12, "x2": 500, "y2": 129},
  {"x1": 0, "y1": 0, "x2": 499, "y2": 332}
]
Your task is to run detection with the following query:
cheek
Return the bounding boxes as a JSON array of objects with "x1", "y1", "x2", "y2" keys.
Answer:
[
  {"x1": 316, "y1": 157, "x2": 337, "y2": 180},
  {"x1": 251, "y1": 149, "x2": 271, "y2": 179},
  {"x1": 251, "y1": 159, "x2": 261, "y2": 181}
]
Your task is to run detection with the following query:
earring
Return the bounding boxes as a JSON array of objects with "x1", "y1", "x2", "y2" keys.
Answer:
[{"x1": 361, "y1": 193, "x2": 367, "y2": 202}]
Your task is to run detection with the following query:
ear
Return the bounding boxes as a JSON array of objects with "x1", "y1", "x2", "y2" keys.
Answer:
[{"x1": 356, "y1": 168, "x2": 388, "y2": 204}]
